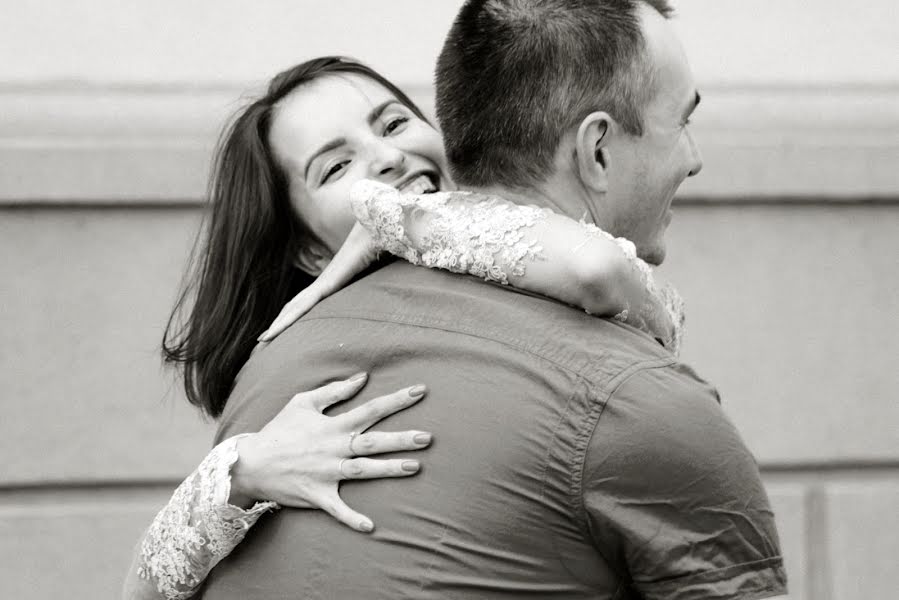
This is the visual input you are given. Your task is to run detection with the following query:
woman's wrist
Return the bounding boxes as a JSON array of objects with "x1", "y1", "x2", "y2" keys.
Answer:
[{"x1": 228, "y1": 434, "x2": 262, "y2": 508}]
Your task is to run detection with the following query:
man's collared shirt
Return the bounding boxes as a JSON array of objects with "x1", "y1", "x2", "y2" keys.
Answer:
[{"x1": 203, "y1": 262, "x2": 787, "y2": 599}]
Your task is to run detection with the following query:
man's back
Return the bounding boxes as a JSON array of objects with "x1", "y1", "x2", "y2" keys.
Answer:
[{"x1": 203, "y1": 262, "x2": 785, "y2": 599}]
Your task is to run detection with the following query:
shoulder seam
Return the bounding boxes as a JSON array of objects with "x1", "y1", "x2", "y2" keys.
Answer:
[
  {"x1": 297, "y1": 311, "x2": 673, "y2": 386},
  {"x1": 564, "y1": 359, "x2": 678, "y2": 583},
  {"x1": 572, "y1": 358, "x2": 678, "y2": 503}
]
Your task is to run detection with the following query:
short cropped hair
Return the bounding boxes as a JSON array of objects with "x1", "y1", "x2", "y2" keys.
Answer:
[{"x1": 435, "y1": 0, "x2": 673, "y2": 189}]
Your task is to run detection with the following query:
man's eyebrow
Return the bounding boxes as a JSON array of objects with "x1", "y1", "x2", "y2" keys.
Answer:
[
  {"x1": 683, "y1": 90, "x2": 701, "y2": 120},
  {"x1": 304, "y1": 137, "x2": 346, "y2": 182}
]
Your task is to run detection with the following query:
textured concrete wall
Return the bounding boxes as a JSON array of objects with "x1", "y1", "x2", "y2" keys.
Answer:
[{"x1": 1, "y1": 1, "x2": 897, "y2": 598}]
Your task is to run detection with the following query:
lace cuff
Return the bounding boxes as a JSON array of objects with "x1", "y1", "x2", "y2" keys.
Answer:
[
  {"x1": 137, "y1": 434, "x2": 279, "y2": 600},
  {"x1": 579, "y1": 222, "x2": 685, "y2": 354},
  {"x1": 351, "y1": 179, "x2": 547, "y2": 285}
]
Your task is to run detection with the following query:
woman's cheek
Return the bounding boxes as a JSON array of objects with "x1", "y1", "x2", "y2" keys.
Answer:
[
  {"x1": 333, "y1": 182, "x2": 358, "y2": 222},
  {"x1": 311, "y1": 185, "x2": 357, "y2": 252},
  {"x1": 401, "y1": 122, "x2": 445, "y2": 159}
]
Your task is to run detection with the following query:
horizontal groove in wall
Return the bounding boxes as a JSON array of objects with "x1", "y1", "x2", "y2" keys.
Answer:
[
  {"x1": 1, "y1": 84, "x2": 897, "y2": 202},
  {"x1": 2, "y1": 462, "x2": 898, "y2": 500}
]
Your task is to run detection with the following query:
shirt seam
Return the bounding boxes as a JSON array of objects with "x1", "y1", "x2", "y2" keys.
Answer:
[
  {"x1": 566, "y1": 359, "x2": 679, "y2": 586},
  {"x1": 541, "y1": 386, "x2": 585, "y2": 585},
  {"x1": 298, "y1": 310, "x2": 670, "y2": 387}
]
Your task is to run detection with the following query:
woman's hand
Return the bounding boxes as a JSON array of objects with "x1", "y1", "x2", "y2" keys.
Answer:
[
  {"x1": 229, "y1": 372, "x2": 430, "y2": 533},
  {"x1": 259, "y1": 222, "x2": 379, "y2": 342}
]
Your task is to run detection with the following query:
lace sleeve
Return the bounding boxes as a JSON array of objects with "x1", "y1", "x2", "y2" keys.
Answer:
[
  {"x1": 351, "y1": 180, "x2": 685, "y2": 355},
  {"x1": 135, "y1": 435, "x2": 278, "y2": 600},
  {"x1": 578, "y1": 223, "x2": 685, "y2": 355},
  {"x1": 350, "y1": 179, "x2": 548, "y2": 285}
]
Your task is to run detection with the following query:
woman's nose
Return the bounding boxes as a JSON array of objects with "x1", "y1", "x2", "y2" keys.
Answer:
[{"x1": 369, "y1": 140, "x2": 406, "y2": 177}]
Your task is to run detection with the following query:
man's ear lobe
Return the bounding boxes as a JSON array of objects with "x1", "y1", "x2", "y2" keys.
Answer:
[
  {"x1": 576, "y1": 112, "x2": 611, "y2": 193},
  {"x1": 294, "y1": 240, "x2": 332, "y2": 277}
]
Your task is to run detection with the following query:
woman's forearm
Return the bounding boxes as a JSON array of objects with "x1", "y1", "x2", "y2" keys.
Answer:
[
  {"x1": 495, "y1": 212, "x2": 642, "y2": 318},
  {"x1": 123, "y1": 436, "x2": 277, "y2": 600}
]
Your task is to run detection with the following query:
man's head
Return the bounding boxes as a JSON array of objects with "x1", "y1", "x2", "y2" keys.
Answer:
[{"x1": 436, "y1": 0, "x2": 703, "y2": 264}]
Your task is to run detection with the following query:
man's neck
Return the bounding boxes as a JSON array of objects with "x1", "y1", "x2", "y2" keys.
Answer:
[
  {"x1": 461, "y1": 184, "x2": 559, "y2": 211},
  {"x1": 461, "y1": 170, "x2": 603, "y2": 226}
]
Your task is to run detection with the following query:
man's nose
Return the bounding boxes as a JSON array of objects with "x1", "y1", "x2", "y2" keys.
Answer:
[
  {"x1": 369, "y1": 140, "x2": 406, "y2": 177},
  {"x1": 686, "y1": 130, "x2": 703, "y2": 177}
]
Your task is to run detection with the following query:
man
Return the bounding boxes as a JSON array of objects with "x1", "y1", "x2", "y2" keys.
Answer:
[{"x1": 203, "y1": 1, "x2": 788, "y2": 597}]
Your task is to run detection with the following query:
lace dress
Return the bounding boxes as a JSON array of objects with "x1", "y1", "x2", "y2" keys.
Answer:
[{"x1": 132, "y1": 181, "x2": 684, "y2": 599}]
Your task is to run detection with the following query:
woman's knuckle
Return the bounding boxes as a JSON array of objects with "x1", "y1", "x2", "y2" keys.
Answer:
[{"x1": 368, "y1": 402, "x2": 389, "y2": 421}]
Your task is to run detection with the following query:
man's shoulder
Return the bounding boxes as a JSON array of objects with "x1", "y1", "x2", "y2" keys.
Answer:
[
  {"x1": 581, "y1": 360, "x2": 786, "y2": 598},
  {"x1": 217, "y1": 261, "x2": 691, "y2": 441},
  {"x1": 306, "y1": 261, "x2": 676, "y2": 383}
]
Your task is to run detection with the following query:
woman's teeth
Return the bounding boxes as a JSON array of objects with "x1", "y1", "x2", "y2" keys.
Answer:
[{"x1": 400, "y1": 175, "x2": 438, "y2": 195}]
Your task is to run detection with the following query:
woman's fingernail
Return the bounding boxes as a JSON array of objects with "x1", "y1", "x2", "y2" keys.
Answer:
[
  {"x1": 408, "y1": 385, "x2": 426, "y2": 397},
  {"x1": 413, "y1": 433, "x2": 432, "y2": 445},
  {"x1": 349, "y1": 372, "x2": 368, "y2": 383},
  {"x1": 359, "y1": 519, "x2": 374, "y2": 532},
  {"x1": 402, "y1": 460, "x2": 420, "y2": 472}
]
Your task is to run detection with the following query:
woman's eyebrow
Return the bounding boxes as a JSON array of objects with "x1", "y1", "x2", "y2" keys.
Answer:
[
  {"x1": 367, "y1": 100, "x2": 401, "y2": 125},
  {"x1": 304, "y1": 138, "x2": 346, "y2": 181},
  {"x1": 302, "y1": 101, "x2": 402, "y2": 181}
]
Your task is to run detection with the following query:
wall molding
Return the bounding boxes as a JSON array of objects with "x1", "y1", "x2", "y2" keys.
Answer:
[{"x1": 1, "y1": 83, "x2": 897, "y2": 203}]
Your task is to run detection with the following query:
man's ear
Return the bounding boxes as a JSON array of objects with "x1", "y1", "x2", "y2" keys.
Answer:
[
  {"x1": 294, "y1": 238, "x2": 333, "y2": 277},
  {"x1": 575, "y1": 112, "x2": 612, "y2": 193}
]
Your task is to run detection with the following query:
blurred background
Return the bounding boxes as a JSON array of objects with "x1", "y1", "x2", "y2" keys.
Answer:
[{"x1": 1, "y1": 1, "x2": 897, "y2": 598}]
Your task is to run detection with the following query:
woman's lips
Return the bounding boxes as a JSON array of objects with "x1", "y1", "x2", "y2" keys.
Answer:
[{"x1": 397, "y1": 172, "x2": 439, "y2": 195}]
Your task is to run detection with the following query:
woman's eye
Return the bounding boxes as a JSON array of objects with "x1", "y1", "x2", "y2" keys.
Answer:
[
  {"x1": 383, "y1": 116, "x2": 410, "y2": 136},
  {"x1": 321, "y1": 160, "x2": 349, "y2": 184}
]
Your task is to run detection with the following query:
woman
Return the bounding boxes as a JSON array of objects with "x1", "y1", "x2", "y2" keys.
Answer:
[{"x1": 125, "y1": 56, "x2": 679, "y2": 600}]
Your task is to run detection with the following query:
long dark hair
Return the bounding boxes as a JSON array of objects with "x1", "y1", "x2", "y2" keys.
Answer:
[{"x1": 163, "y1": 56, "x2": 428, "y2": 418}]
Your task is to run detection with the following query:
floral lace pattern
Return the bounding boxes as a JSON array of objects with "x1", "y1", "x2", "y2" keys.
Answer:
[
  {"x1": 351, "y1": 180, "x2": 548, "y2": 285},
  {"x1": 578, "y1": 222, "x2": 685, "y2": 354},
  {"x1": 137, "y1": 435, "x2": 278, "y2": 600},
  {"x1": 352, "y1": 180, "x2": 684, "y2": 355}
]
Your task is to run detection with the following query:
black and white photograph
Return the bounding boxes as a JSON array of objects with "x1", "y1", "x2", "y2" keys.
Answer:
[{"x1": 1, "y1": 1, "x2": 897, "y2": 598}]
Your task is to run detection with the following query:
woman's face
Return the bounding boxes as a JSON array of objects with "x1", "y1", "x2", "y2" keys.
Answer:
[{"x1": 268, "y1": 74, "x2": 451, "y2": 259}]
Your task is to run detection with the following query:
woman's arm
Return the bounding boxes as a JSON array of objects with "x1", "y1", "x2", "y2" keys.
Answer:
[
  {"x1": 123, "y1": 374, "x2": 432, "y2": 600},
  {"x1": 261, "y1": 181, "x2": 683, "y2": 352},
  {"x1": 122, "y1": 435, "x2": 275, "y2": 600},
  {"x1": 352, "y1": 180, "x2": 683, "y2": 353}
]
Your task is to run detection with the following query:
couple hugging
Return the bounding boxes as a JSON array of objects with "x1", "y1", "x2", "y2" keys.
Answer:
[{"x1": 126, "y1": 1, "x2": 788, "y2": 598}]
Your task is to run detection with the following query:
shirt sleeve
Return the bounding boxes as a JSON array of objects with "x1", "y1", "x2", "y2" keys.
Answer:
[{"x1": 581, "y1": 362, "x2": 788, "y2": 599}]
